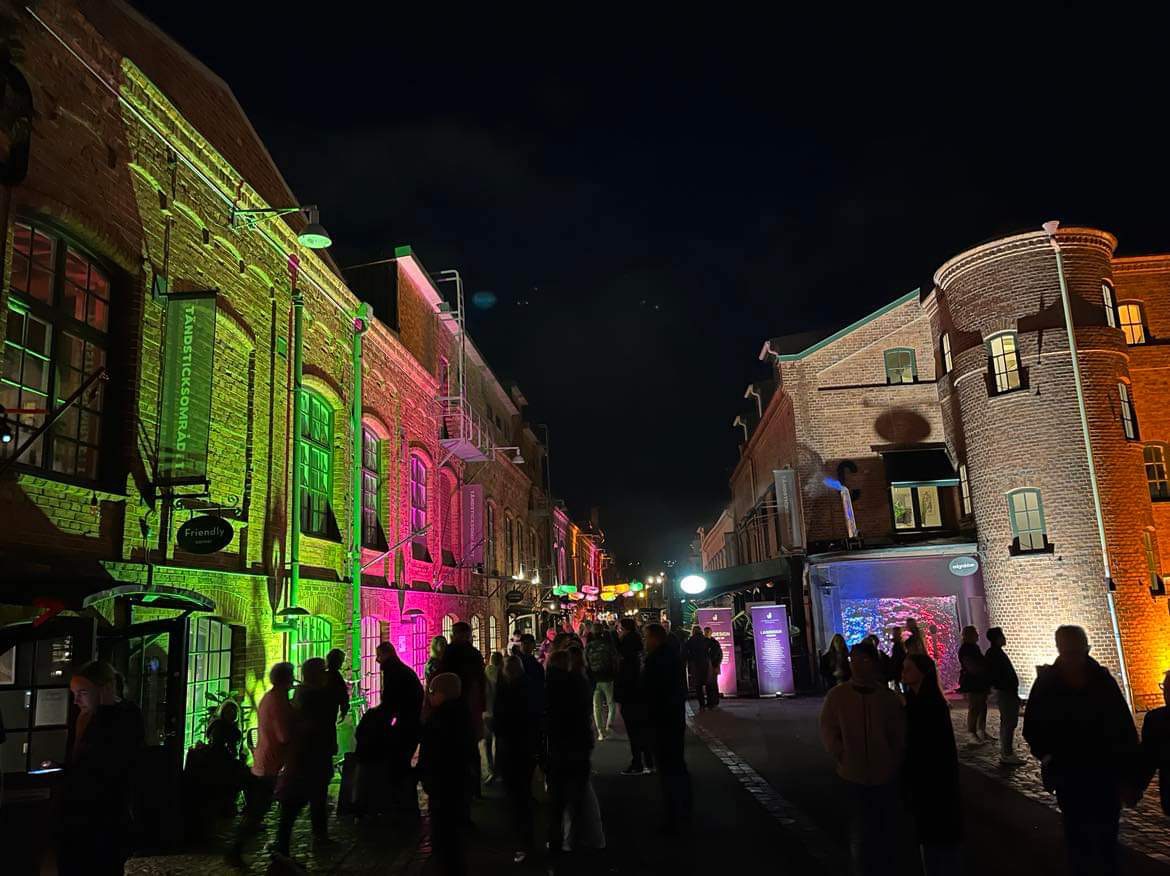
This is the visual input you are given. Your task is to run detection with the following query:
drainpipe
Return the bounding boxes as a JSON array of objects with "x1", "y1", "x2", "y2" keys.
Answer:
[
  {"x1": 288, "y1": 279, "x2": 304, "y2": 654},
  {"x1": 1043, "y1": 220, "x2": 1132, "y2": 709},
  {"x1": 349, "y1": 304, "x2": 371, "y2": 700}
]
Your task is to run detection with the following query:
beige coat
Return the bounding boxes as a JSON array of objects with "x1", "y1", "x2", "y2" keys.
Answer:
[{"x1": 819, "y1": 681, "x2": 906, "y2": 785}]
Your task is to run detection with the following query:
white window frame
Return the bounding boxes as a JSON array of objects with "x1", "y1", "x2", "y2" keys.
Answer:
[
  {"x1": 1007, "y1": 488, "x2": 1047, "y2": 553},
  {"x1": 1145, "y1": 444, "x2": 1170, "y2": 501},
  {"x1": 959, "y1": 462, "x2": 972, "y2": 516},
  {"x1": 1102, "y1": 282, "x2": 1117, "y2": 328},
  {"x1": 941, "y1": 333, "x2": 953, "y2": 375},
  {"x1": 1118, "y1": 302, "x2": 1147, "y2": 346},
  {"x1": 988, "y1": 332, "x2": 1022, "y2": 394},
  {"x1": 1118, "y1": 382, "x2": 1137, "y2": 440}
]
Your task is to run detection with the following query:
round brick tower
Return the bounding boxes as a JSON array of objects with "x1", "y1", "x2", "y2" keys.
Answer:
[{"x1": 932, "y1": 227, "x2": 1167, "y2": 703}]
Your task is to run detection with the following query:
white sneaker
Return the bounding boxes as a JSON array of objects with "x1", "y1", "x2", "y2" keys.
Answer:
[{"x1": 597, "y1": 731, "x2": 605, "y2": 742}]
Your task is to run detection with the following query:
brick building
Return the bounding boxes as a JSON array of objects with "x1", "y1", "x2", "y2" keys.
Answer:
[
  {"x1": 700, "y1": 223, "x2": 1170, "y2": 707},
  {"x1": 0, "y1": 0, "x2": 607, "y2": 833}
]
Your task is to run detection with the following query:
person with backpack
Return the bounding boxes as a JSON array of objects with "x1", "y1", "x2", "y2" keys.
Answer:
[{"x1": 586, "y1": 623, "x2": 619, "y2": 740}]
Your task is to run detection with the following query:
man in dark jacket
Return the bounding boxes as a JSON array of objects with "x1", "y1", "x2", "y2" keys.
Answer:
[
  {"x1": 544, "y1": 648, "x2": 594, "y2": 855},
  {"x1": 1139, "y1": 671, "x2": 1170, "y2": 816},
  {"x1": 421, "y1": 673, "x2": 474, "y2": 875},
  {"x1": 985, "y1": 628, "x2": 1024, "y2": 766},
  {"x1": 704, "y1": 627, "x2": 724, "y2": 708},
  {"x1": 645, "y1": 623, "x2": 691, "y2": 833},
  {"x1": 683, "y1": 626, "x2": 712, "y2": 710},
  {"x1": 378, "y1": 642, "x2": 425, "y2": 811},
  {"x1": 615, "y1": 618, "x2": 653, "y2": 774},
  {"x1": 1023, "y1": 625, "x2": 1138, "y2": 876},
  {"x1": 438, "y1": 622, "x2": 487, "y2": 797}
]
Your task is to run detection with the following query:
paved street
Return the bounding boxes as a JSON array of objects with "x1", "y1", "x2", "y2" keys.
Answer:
[{"x1": 126, "y1": 693, "x2": 1170, "y2": 875}]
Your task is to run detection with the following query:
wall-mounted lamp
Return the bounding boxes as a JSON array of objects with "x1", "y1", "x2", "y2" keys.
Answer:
[{"x1": 231, "y1": 204, "x2": 333, "y2": 250}]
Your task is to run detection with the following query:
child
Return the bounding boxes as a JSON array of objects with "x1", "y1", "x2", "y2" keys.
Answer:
[{"x1": 420, "y1": 672, "x2": 473, "y2": 875}]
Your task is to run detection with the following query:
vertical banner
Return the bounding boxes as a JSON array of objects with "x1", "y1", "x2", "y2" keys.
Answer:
[
  {"x1": 773, "y1": 469, "x2": 805, "y2": 551},
  {"x1": 750, "y1": 603, "x2": 795, "y2": 695},
  {"x1": 158, "y1": 291, "x2": 217, "y2": 484},
  {"x1": 461, "y1": 484, "x2": 484, "y2": 565},
  {"x1": 696, "y1": 607, "x2": 737, "y2": 697}
]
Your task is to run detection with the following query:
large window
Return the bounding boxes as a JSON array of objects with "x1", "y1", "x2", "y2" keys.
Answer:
[
  {"x1": 361, "y1": 428, "x2": 381, "y2": 548},
  {"x1": 410, "y1": 454, "x2": 428, "y2": 539},
  {"x1": 185, "y1": 618, "x2": 233, "y2": 750},
  {"x1": 442, "y1": 614, "x2": 455, "y2": 642},
  {"x1": 890, "y1": 485, "x2": 942, "y2": 530},
  {"x1": 940, "y1": 333, "x2": 953, "y2": 375},
  {"x1": 1118, "y1": 302, "x2": 1147, "y2": 346},
  {"x1": 1118, "y1": 382, "x2": 1138, "y2": 440},
  {"x1": 988, "y1": 332, "x2": 1022, "y2": 394},
  {"x1": 1102, "y1": 282, "x2": 1117, "y2": 328},
  {"x1": 3, "y1": 221, "x2": 110, "y2": 478},
  {"x1": 505, "y1": 513, "x2": 515, "y2": 575},
  {"x1": 485, "y1": 502, "x2": 496, "y2": 572},
  {"x1": 883, "y1": 348, "x2": 916, "y2": 385},
  {"x1": 489, "y1": 615, "x2": 498, "y2": 653},
  {"x1": 1145, "y1": 445, "x2": 1169, "y2": 501},
  {"x1": 471, "y1": 615, "x2": 482, "y2": 653},
  {"x1": 1008, "y1": 489, "x2": 1047, "y2": 553},
  {"x1": 292, "y1": 615, "x2": 332, "y2": 668},
  {"x1": 959, "y1": 463, "x2": 972, "y2": 516},
  {"x1": 361, "y1": 616, "x2": 381, "y2": 707},
  {"x1": 299, "y1": 391, "x2": 332, "y2": 537}
]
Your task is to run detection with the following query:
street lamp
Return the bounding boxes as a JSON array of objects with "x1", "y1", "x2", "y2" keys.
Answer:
[{"x1": 230, "y1": 204, "x2": 333, "y2": 250}]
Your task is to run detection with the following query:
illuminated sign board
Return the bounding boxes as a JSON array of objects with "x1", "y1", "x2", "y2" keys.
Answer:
[
  {"x1": 696, "y1": 607, "x2": 737, "y2": 698},
  {"x1": 750, "y1": 603, "x2": 794, "y2": 695}
]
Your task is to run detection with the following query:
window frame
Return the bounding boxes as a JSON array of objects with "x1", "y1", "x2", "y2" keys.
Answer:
[
  {"x1": 442, "y1": 613, "x2": 455, "y2": 642},
  {"x1": 360, "y1": 427, "x2": 381, "y2": 548},
  {"x1": 883, "y1": 348, "x2": 917, "y2": 385},
  {"x1": 958, "y1": 462, "x2": 972, "y2": 517},
  {"x1": 1118, "y1": 382, "x2": 1138, "y2": 440},
  {"x1": 410, "y1": 453, "x2": 428, "y2": 541},
  {"x1": 889, "y1": 484, "x2": 944, "y2": 532},
  {"x1": 940, "y1": 333, "x2": 953, "y2": 375},
  {"x1": 1117, "y1": 301, "x2": 1147, "y2": 346},
  {"x1": 1143, "y1": 529, "x2": 1163, "y2": 594},
  {"x1": 1007, "y1": 488, "x2": 1049, "y2": 555},
  {"x1": 299, "y1": 391, "x2": 333, "y2": 538},
  {"x1": 505, "y1": 512, "x2": 515, "y2": 575},
  {"x1": 484, "y1": 501, "x2": 496, "y2": 572},
  {"x1": 3, "y1": 219, "x2": 113, "y2": 481},
  {"x1": 1144, "y1": 444, "x2": 1170, "y2": 502},
  {"x1": 1102, "y1": 282, "x2": 1118, "y2": 329},
  {"x1": 987, "y1": 331, "x2": 1023, "y2": 395},
  {"x1": 292, "y1": 615, "x2": 332, "y2": 668},
  {"x1": 361, "y1": 616, "x2": 381, "y2": 707}
]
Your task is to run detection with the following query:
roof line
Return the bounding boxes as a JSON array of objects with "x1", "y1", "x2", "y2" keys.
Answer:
[{"x1": 776, "y1": 288, "x2": 920, "y2": 362}]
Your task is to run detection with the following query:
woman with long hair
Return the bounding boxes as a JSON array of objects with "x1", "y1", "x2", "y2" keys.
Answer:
[
  {"x1": 820, "y1": 633, "x2": 851, "y2": 688},
  {"x1": 425, "y1": 636, "x2": 447, "y2": 684},
  {"x1": 902, "y1": 653, "x2": 962, "y2": 874},
  {"x1": 958, "y1": 625, "x2": 990, "y2": 745}
]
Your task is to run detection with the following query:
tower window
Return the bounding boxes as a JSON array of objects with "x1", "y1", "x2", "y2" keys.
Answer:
[
  {"x1": 883, "y1": 348, "x2": 917, "y2": 385},
  {"x1": 1118, "y1": 302, "x2": 1147, "y2": 346}
]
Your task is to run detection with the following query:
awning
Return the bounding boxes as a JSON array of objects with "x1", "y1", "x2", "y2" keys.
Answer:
[
  {"x1": 690, "y1": 556, "x2": 794, "y2": 603},
  {"x1": 880, "y1": 447, "x2": 958, "y2": 486},
  {"x1": 81, "y1": 584, "x2": 215, "y2": 612}
]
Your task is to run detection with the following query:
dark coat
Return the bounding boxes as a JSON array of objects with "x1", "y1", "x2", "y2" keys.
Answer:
[
  {"x1": 380, "y1": 655, "x2": 424, "y2": 747},
  {"x1": 545, "y1": 667, "x2": 594, "y2": 763},
  {"x1": 957, "y1": 642, "x2": 989, "y2": 694},
  {"x1": 1140, "y1": 706, "x2": 1170, "y2": 815},
  {"x1": 614, "y1": 632, "x2": 645, "y2": 704},
  {"x1": 904, "y1": 690, "x2": 962, "y2": 843},
  {"x1": 519, "y1": 651, "x2": 546, "y2": 720},
  {"x1": 683, "y1": 635, "x2": 712, "y2": 684},
  {"x1": 1023, "y1": 657, "x2": 1138, "y2": 797},
  {"x1": 62, "y1": 700, "x2": 144, "y2": 827},
  {"x1": 419, "y1": 699, "x2": 474, "y2": 799},
  {"x1": 706, "y1": 637, "x2": 723, "y2": 668},
  {"x1": 439, "y1": 641, "x2": 487, "y2": 737},
  {"x1": 984, "y1": 644, "x2": 1019, "y2": 694},
  {"x1": 644, "y1": 642, "x2": 687, "y2": 727}
]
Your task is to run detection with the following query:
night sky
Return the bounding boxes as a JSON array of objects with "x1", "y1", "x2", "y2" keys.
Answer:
[{"x1": 130, "y1": 4, "x2": 1166, "y2": 568}]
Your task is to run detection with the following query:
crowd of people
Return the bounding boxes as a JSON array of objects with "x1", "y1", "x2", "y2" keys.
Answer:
[{"x1": 819, "y1": 622, "x2": 1170, "y2": 876}]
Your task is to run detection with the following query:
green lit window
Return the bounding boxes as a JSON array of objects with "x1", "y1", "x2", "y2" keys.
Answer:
[
  {"x1": 299, "y1": 391, "x2": 332, "y2": 537},
  {"x1": 361, "y1": 427, "x2": 381, "y2": 548},
  {"x1": 185, "y1": 617, "x2": 233, "y2": 750},
  {"x1": 1145, "y1": 444, "x2": 1169, "y2": 501},
  {"x1": 1118, "y1": 302, "x2": 1146, "y2": 346},
  {"x1": 1118, "y1": 382, "x2": 1138, "y2": 440},
  {"x1": 292, "y1": 615, "x2": 332, "y2": 668},
  {"x1": 988, "y1": 332, "x2": 1021, "y2": 394},
  {"x1": 883, "y1": 348, "x2": 916, "y2": 385},
  {"x1": 1008, "y1": 488, "x2": 1047, "y2": 553},
  {"x1": 3, "y1": 221, "x2": 109, "y2": 479}
]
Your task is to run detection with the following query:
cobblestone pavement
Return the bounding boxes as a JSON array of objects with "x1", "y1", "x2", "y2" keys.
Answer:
[{"x1": 949, "y1": 699, "x2": 1170, "y2": 865}]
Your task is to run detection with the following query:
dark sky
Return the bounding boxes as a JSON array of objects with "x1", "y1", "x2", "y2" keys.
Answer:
[{"x1": 131, "y1": 4, "x2": 1167, "y2": 568}]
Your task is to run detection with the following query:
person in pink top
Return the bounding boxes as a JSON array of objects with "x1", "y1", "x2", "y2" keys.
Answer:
[{"x1": 227, "y1": 662, "x2": 294, "y2": 866}]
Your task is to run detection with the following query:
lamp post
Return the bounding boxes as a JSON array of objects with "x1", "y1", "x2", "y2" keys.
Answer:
[
  {"x1": 349, "y1": 304, "x2": 371, "y2": 702},
  {"x1": 1044, "y1": 220, "x2": 1132, "y2": 709}
]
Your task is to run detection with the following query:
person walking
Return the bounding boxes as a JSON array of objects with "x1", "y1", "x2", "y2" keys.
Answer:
[
  {"x1": 228, "y1": 662, "x2": 294, "y2": 865},
  {"x1": 1023, "y1": 625, "x2": 1139, "y2": 876},
  {"x1": 904, "y1": 618, "x2": 926, "y2": 656},
  {"x1": 545, "y1": 648, "x2": 595, "y2": 857},
  {"x1": 538, "y1": 626, "x2": 558, "y2": 665},
  {"x1": 615, "y1": 617, "x2": 654, "y2": 775},
  {"x1": 704, "y1": 626, "x2": 723, "y2": 708},
  {"x1": 439, "y1": 621, "x2": 487, "y2": 796},
  {"x1": 820, "y1": 633, "x2": 851, "y2": 688},
  {"x1": 902, "y1": 653, "x2": 962, "y2": 874},
  {"x1": 958, "y1": 626, "x2": 990, "y2": 746},
  {"x1": 645, "y1": 623, "x2": 690, "y2": 833},
  {"x1": 425, "y1": 636, "x2": 448, "y2": 684},
  {"x1": 683, "y1": 626, "x2": 712, "y2": 710},
  {"x1": 984, "y1": 627, "x2": 1024, "y2": 766},
  {"x1": 819, "y1": 642, "x2": 906, "y2": 876},
  {"x1": 58, "y1": 660, "x2": 144, "y2": 876},
  {"x1": 376, "y1": 642, "x2": 424, "y2": 813},
  {"x1": 274, "y1": 658, "x2": 337, "y2": 862},
  {"x1": 420, "y1": 673, "x2": 474, "y2": 876},
  {"x1": 483, "y1": 650, "x2": 503, "y2": 781},
  {"x1": 494, "y1": 655, "x2": 538, "y2": 863},
  {"x1": 586, "y1": 622, "x2": 618, "y2": 740},
  {"x1": 1138, "y1": 671, "x2": 1170, "y2": 816}
]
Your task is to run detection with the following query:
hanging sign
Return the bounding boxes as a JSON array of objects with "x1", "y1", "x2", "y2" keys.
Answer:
[
  {"x1": 158, "y1": 291, "x2": 218, "y2": 485},
  {"x1": 461, "y1": 484, "x2": 484, "y2": 565},
  {"x1": 176, "y1": 515, "x2": 234, "y2": 554},
  {"x1": 750, "y1": 603, "x2": 795, "y2": 695},
  {"x1": 696, "y1": 607, "x2": 738, "y2": 698},
  {"x1": 948, "y1": 556, "x2": 979, "y2": 577}
]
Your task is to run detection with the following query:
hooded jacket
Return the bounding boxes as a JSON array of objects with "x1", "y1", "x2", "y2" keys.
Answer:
[{"x1": 819, "y1": 680, "x2": 906, "y2": 785}]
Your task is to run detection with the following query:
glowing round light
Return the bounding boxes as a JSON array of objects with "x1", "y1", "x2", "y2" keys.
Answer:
[
  {"x1": 679, "y1": 574, "x2": 708, "y2": 595},
  {"x1": 629, "y1": 580, "x2": 644, "y2": 592}
]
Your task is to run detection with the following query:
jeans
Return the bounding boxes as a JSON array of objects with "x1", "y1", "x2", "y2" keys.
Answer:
[
  {"x1": 482, "y1": 725, "x2": 496, "y2": 774},
  {"x1": 997, "y1": 691, "x2": 1020, "y2": 757},
  {"x1": 966, "y1": 691, "x2": 988, "y2": 738},
  {"x1": 621, "y1": 703, "x2": 653, "y2": 770},
  {"x1": 546, "y1": 757, "x2": 590, "y2": 854},
  {"x1": 842, "y1": 779, "x2": 899, "y2": 876},
  {"x1": 593, "y1": 681, "x2": 616, "y2": 732},
  {"x1": 651, "y1": 712, "x2": 691, "y2": 829}
]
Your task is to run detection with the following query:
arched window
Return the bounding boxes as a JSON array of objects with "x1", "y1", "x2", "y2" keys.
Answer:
[
  {"x1": 442, "y1": 613, "x2": 456, "y2": 642},
  {"x1": 471, "y1": 615, "x2": 482, "y2": 652},
  {"x1": 1144, "y1": 445, "x2": 1169, "y2": 501},
  {"x1": 883, "y1": 348, "x2": 916, "y2": 385},
  {"x1": 529, "y1": 527, "x2": 539, "y2": 577},
  {"x1": 440, "y1": 469, "x2": 458, "y2": 566},
  {"x1": 485, "y1": 502, "x2": 497, "y2": 572},
  {"x1": 361, "y1": 428, "x2": 381, "y2": 548},
  {"x1": 1007, "y1": 489, "x2": 1047, "y2": 554},
  {"x1": 3, "y1": 220, "x2": 111, "y2": 478},
  {"x1": 293, "y1": 615, "x2": 332, "y2": 667},
  {"x1": 410, "y1": 453, "x2": 428, "y2": 545},
  {"x1": 489, "y1": 615, "x2": 498, "y2": 652},
  {"x1": 987, "y1": 332, "x2": 1021, "y2": 394},
  {"x1": 361, "y1": 616, "x2": 381, "y2": 707},
  {"x1": 1118, "y1": 302, "x2": 1147, "y2": 346},
  {"x1": 300, "y1": 391, "x2": 333, "y2": 537}
]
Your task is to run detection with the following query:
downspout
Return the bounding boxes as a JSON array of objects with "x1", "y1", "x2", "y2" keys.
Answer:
[
  {"x1": 350, "y1": 304, "x2": 371, "y2": 701},
  {"x1": 1044, "y1": 221, "x2": 1132, "y2": 709},
  {"x1": 288, "y1": 260, "x2": 304, "y2": 654}
]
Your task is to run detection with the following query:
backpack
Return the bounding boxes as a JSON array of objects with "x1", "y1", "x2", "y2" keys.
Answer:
[{"x1": 586, "y1": 637, "x2": 616, "y2": 676}]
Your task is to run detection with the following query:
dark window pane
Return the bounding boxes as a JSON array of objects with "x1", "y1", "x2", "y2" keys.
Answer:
[
  {"x1": 28, "y1": 265, "x2": 53, "y2": 304},
  {"x1": 9, "y1": 251, "x2": 28, "y2": 294},
  {"x1": 3, "y1": 345, "x2": 20, "y2": 382},
  {"x1": 87, "y1": 296, "x2": 109, "y2": 332},
  {"x1": 76, "y1": 444, "x2": 99, "y2": 479},
  {"x1": 25, "y1": 316, "x2": 48, "y2": 354},
  {"x1": 51, "y1": 438, "x2": 77, "y2": 475},
  {"x1": 6, "y1": 308, "x2": 24, "y2": 344},
  {"x1": 30, "y1": 229, "x2": 54, "y2": 267},
  {"x1": 61, "y1": 282, "x2": 85, "y2": 322},
  {"x1": 24, "y1": 355, "x2": 48, "y2": 392}
]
